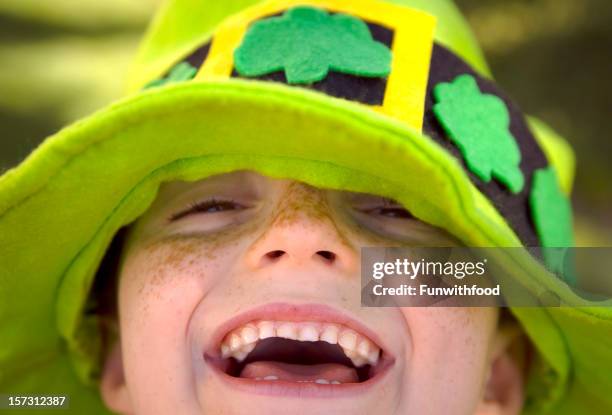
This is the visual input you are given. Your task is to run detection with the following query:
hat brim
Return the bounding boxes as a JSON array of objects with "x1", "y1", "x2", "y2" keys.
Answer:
[{"x1": 0, "y1": 79, "x2": 609, "y2": 413}]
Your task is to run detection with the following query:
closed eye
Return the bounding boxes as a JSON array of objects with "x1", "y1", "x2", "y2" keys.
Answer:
[
  {"x1": 360, "y1": 198, "x2": 414, "y2": 219},
  {"x1": 169, "y1": 198, "x2": 247, "y2": 222},
  {"x1": 364, "y1": 206, "x2": 414, "y2": 219}
]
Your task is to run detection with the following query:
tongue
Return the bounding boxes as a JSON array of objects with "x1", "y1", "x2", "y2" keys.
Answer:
[{"x1": 240, "y1": 361, "x2": 358, "y2": 383}]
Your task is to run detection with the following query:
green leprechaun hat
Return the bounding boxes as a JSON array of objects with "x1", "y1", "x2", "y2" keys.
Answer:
[{"x1": 0, "y1": 0, "x2": 611, "y2": 414}]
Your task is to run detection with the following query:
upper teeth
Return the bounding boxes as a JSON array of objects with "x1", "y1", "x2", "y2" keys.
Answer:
[{"x1": 220, "y1": 321, "x2": 381, "y2": 368}]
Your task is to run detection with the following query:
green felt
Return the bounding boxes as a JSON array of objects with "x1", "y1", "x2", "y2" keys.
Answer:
[
  {"x1": 529, "y1": 167, "x2": 575, "y2": 281},
  {"x1": 530, "y1": 167, "x2": 574, "y2": 247},
  {"x1": 0, "y1": 0, "x2": 604, "y2": 414},
  {"x1": 145, "y1": 61, "x2": 197, "y2": 89},
  {"x1": 128, "y1": 0, "x2": 492, "y2": 93},
  {"x1": 528, "y1": 117, "x2": 575, "y2": 196},
  {"x1": 433, "y1": 74, "x2": 524, "y2": 193},
  {"x1": 0, "y1": 80, "x2": 609, "y2": 415},
  {"x1": 234, "y1": 7, "x2": 391, "y2": 84}
]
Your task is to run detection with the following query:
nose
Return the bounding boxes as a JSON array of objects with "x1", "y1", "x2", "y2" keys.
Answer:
[{"x1": 244, "y1": 184, "x2": 359, "y2": 274}]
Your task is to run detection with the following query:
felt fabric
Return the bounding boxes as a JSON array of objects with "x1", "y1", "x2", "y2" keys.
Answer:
[
  {"x1": 194, "y1": 0, "x2": 437, "y2": 131},
  {"x1": 528, "y1": 117, "x2": 574, "y2": 196},
  {"x1": 145, "y1": 42, "x2": 212, "y2": 91},
  {"x1": 433, "y1": 74, "x2": 524, "y2": 193},
  {"x1": 184, "y1": 42, "x2": 212, "y2": 70},
  {"x1": 145, "y1": 61, "x2": 197, "y2": 89},
  {"x1": 234, "y1": 7, "x2": 392, "y2": 84},
  {"x1": 231, "y1": 18, "x2": 393, "y2": 105},
  {"x1": 530, "y1": 167, "x2": 574, "y2": 248},
  {"x1": 0, "y1": 78, "x2": 606, "y2": 414},
  {"x1": 233, "y1": 67, "x2": 389, "y2": 104},
  {"x1": 126, "y1": 0, "x2": 492, "y2": 93},
  {"x1": 529, "y1": 167, "x2": 575, "y2": 280},
  {"x1": 0, "y1": 1, "x2": 608, "y2": 415},
  {"x1": 424, "y1": 43, "x2": 550, "y2": 247}
]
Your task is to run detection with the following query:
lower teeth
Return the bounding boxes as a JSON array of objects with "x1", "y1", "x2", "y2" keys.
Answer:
[{"x1": 253, "y1": 377, "x2": 342, "y2": 384}]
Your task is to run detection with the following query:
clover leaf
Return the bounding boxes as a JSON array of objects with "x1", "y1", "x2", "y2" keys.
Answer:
[
  {"x1": 433, "y1": 74, "x2": 525, "y2": 193},
  {"x1": 529, "y1": 167, "x2": 575, "y2": 282},
  {"x1": 234, "y1": 6, "x2": 392, "y2": 84}
]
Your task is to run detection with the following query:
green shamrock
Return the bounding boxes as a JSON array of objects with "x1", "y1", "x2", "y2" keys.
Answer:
[
  {"x1": 145, "y1": 62, "x2": 198, "y2": 89},
  {"x1": 529, "y1": 167, "x2": 575, "y2": 281},
  {"x1": 433, "y1": 74, "x2": 524, "y2": 193},
  {"x1": 234, "y1": 6, "x2": 392, "y2": 85}
]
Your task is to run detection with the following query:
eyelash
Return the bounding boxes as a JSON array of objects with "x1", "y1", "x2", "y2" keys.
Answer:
[
  {"x1": 168, "y1": 197, "x2": 413, "y2": 222},
  {"x1": 363, "y1": 206, "x2": 414, "y2": 219},
  {"x1": 361, "y1": 199, "x2": 414, "y2": 219},
  {"x1": 169, "y1": 198, "x2": 243, "y2": 222}
]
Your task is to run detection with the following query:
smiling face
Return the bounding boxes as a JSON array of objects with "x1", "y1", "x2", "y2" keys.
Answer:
[{"x1": 100, "y1": 171, "x2": 524, "y2": 415}]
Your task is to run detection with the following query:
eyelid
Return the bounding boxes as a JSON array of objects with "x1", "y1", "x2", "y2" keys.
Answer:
[
  {"x1": 168, "y1": 197, "x2": 247, "y2": 222},
  {"x1": 363, "y1": 206, "x2": 413, "y2": 216},
  {"x1": 356, "y1": 200, "x2": 414, "y2": 219},
  {"x1": 350, "y1": 195, "x2": 401, "y2": 208}
]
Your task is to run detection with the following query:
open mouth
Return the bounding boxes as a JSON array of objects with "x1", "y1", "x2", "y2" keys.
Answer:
[{"x1": 204, "y1": 305, "x2": 393, "y2": 392}]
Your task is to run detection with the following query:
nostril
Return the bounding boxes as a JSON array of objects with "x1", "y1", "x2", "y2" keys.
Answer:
[
  {"x1": 316, "y1": 250, "x2": 336, "y2": 262},
  {"x1": 265, "y1": 250, "x2": 285, "y2": 260}
]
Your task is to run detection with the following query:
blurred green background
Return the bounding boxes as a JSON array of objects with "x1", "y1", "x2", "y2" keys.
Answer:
[{"x1": 0, "y1": 0, "x2": 610, "y2": 245}]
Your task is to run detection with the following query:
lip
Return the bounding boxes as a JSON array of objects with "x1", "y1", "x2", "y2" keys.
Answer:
[
  {"x1": 203, "y1": 302, "x2": 395, "y2": 397},
  {"x1": 204, "y1": 358, "x2": 394, "y2": 397}
]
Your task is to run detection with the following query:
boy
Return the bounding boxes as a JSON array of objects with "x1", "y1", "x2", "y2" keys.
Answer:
[
  {"x1": 96, "y1": 171, "x2": 522, "y2": 414},
  {"x1": 1, "y1": 0, "x2": 610, "y2": 414}
]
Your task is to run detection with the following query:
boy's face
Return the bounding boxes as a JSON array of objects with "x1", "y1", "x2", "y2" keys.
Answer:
[{"x1": 101, "y1": 171, "x2": 523, "y2": 414}]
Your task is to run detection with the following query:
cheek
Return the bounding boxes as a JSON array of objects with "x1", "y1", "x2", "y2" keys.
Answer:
[
  {"x1": 399, "y1": 308, "x2": 497, "y2": 414},
  {"x1": 116, "y1": 239, "x2": 239, "y2": 410},
  {"x1": 120, "y1": 247, "x2": 206, "y2": 337},
  {"x1": 119, "y1": 236, "x2": 243, "y2": 324}
]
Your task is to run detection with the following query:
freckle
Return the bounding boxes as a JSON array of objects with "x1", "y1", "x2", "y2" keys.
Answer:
[
  {"x1": 264, "y1": 182, "x2": 355, "y2": 252},
  {"x1": 137, "y1": 281, "x2": 145, "y2": 295},
  {"x1": 132, "y1": 218, "x2": 263, "y2": 293}
]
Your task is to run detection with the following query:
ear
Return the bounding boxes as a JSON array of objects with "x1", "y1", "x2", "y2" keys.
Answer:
[
  {"x1": 100, "y1": 339, "x2": 133, "y2": 414},
  {"x1": 475, "y1": 324, "x2": 526, "y2": 415}
]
